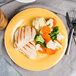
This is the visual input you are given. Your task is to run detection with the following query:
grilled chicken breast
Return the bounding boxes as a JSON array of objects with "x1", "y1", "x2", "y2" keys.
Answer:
[
  {"x1": 14, "y1": 26, "x2": 36, "y2": 48},
  {"x1": 14, "y1": 26, "x2": 37, "y2": 59}
]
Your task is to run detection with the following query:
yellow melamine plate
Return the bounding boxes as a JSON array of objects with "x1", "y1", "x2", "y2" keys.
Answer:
[{"x1": 5, "y1": 8, "x2": 68, "y2": 71}]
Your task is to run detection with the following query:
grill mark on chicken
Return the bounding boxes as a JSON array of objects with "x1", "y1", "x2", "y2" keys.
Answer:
[
  {"x1": 26, "y1": 44, "x2": 33, "y2": 50},
  {"x1": 23, "y1": 28, "x2": 25, "y2": 39},
  {"x1": 23, "y1": 46, "x2": 27, "y2": 50},
  {"x1": 14, "y1": 44, "x2": 17, "y2": 48},
  {"x1": 31, "y1": 27, "x2": 32, "y2": 38},
  {"x1": 23, "y1": 46, "x2": 35, "y2": 56},
  {"x1": 29, "y1": 42, "x2": 34, "y2": 46},
  {"x1": 20, "y1": 28, "x2": 22, "y2": 41},
  {"x1": 17, "y1": 29, "x2": 19, "y2": 43}
]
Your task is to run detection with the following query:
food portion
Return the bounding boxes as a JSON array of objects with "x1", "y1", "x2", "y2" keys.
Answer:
[
  {"x1": 46, "y1": 40, "x2": 62, "y2": 50},
  {"x1": 14, "y1": 26, "x2": 36, "y2": 48},
  {"x1": 13, "y1": 17, "x2": 65, "y2": 59},
  {"x1": 33, "y1": 17, "x2": 64, "y2": 55},
  {"x1": 14, "y1": 26, "x2": 37, "y2": 59},
  {"x1": 46, "y1": 18, "x2": 55, "y2": 28},
  {"x1": 32, "y1": 17, "x2": 46, "y2": 31},
  {"x1": 34, "y1": 33, "x2": 44, "y2": 43}
]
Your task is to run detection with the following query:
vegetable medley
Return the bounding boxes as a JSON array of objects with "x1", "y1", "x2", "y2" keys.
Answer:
[{"x1": 32, "y1": 17, "x2": 64, "y2": 55}]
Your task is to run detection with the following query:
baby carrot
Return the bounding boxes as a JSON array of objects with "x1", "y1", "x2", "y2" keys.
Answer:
[
  {"x1": 42, "y1": 33, "x2": 50, "y2": 40},
  {"x1": 41, "y1": 26, "x2": 51, "y2": 34},
  {"x1": 46, "y1": 48, "x2": 56, "y2": 55}
]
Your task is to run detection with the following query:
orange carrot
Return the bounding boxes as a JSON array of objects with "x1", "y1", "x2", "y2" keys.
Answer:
[
  {"x1": 42, "y1": 33, "x2": 52, "y2": 44},
  {"x1": 45, "y1": 39, "x2": 50, "y2": 44},
  {"x1": 41, "y1": 26, "x2": 51, "y2": 34},
  {"x1": 39, "y1": 45, "x2": 46, "y2": 53},
  {"x1": 42, "y1": 33, "x2": 50, "y2": 40},
  {"x1": 46, "y1": 48, "x2": 56, "y2": 55}
]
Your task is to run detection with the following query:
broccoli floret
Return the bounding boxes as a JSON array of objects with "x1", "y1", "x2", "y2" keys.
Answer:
[
  {"x1": 34, "y1": 34, "x2": 44, "y2": 43},
  {"x1": 49, "y1": 26, "x2": 59, "y2": 41}
]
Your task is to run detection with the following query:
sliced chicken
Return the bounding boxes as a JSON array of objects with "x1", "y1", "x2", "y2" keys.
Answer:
[
  {"x1": 14, "y1": 26, "x2": 37, "y2": 59},
  {"x1": 14, "y1": 26, "x2": 36, "y2": 48},
  {"x1": 15, "y1": 41, "x2": 37, "y2": 59}
]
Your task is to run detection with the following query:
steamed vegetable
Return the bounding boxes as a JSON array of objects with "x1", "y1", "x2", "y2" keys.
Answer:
[
  {"x1": 57, "y1": 33, "x2": 64, "y2": 41},
  {"x1": 37, "y1": 41, "x2": 47, "y2": 49},
  {"x1": 46, "y1": 48, "x2": 56, "y2": 55},
  {"x1": 32, "y1": 17, "x2": 46, "y2": 31},
  {"x1": 46, "y1": 40, "x2": 62, "y2": 50},
  {"x1": 46, "y1": 18, "x2": 56, "y2": 28},
  {"x1": 51, "y1": 35, "x2": 57, "y2": 41},
  {"x1": 42, "y1": 33, "x2": 52, "y2": 44},
  {"x1": 52, "y1": 26, "x2": 59, "y2": 32},
  {"x1": 47, "y1": 24, "x2": 50, "y2": 26},
  {"x1": 42, "y1": 33, "x2": 50, "y2": 40},
  {"x1": 41, "y1": 26, "x2": 51, "y2": 34},
  {"x1": 33, "y1": 17, "x2": 64, "y2": 55},
  {"x1": 49, "y1": 31, "x2": 59, "y2": 37},
  {"x1": 34, "y1": 34, "x2": 44, "y2": 43},
  {"x1": 49, "y1": 26, "x2": 59, "y2": 41},
  {"x1": 45, "y1": 39, "x2": 52, "y2": 44}
]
